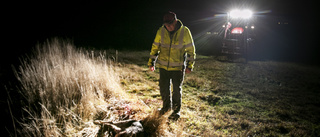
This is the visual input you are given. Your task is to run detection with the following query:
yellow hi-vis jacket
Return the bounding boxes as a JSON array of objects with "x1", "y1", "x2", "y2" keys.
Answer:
[{"x1": 148, "y1": 20, "x2": 196, "y2": 71}]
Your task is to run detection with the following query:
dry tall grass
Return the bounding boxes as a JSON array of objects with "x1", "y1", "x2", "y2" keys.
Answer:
[{"x1": 13, "y1": 38, "x2": 166, "y2": 136}]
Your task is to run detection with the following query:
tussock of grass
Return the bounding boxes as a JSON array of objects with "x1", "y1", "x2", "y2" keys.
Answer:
[
  {"x1": 11, "y1": 39, "x2": 170, "y2": 136},
  {"x1": 141, "y1": 110, "x2": 169, "y2": 136},
  {"x1": 14, "y1": 39, "x2": 126, "y2": 136}
]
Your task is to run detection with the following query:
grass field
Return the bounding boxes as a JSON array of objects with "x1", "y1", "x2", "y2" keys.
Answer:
[
  {"x1": 7, "y1": 39, "x2": 320, "y2": 136},
  {"x1": 114, "y1": 50, "x2": 320, "y2": 136}
]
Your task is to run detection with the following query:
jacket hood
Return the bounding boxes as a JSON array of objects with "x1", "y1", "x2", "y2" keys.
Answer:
[{"x1": 163, "y1": 19, "x2": 183, "y2": 33}]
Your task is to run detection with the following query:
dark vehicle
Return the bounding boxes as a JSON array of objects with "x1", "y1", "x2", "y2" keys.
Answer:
[{"x1": 222, "y1": 9, "x2": 255, "y2": 62}]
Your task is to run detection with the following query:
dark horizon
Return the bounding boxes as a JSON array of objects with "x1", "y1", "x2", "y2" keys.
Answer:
[{"x1": 3, "y1": 0, "x2": 318, "y2": 65}]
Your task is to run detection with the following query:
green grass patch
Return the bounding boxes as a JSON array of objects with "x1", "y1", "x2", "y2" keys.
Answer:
[{"x1": 116, "y1": 51, "x2": 320, "y2": 136}]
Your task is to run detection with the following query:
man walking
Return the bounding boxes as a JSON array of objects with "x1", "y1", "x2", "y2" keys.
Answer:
[{"x1": 148, "y1": 11, "x2": 196, "y2": 120}]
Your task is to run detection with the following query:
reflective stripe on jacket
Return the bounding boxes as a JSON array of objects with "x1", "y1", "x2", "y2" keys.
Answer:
[{"x1": 148, "y1": 20, "x2": 196, "y2": 71}]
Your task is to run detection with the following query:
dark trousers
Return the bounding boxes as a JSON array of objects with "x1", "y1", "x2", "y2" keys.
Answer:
[{"x1": 159, "y1": 68, "x2": 185, "y2": 114}]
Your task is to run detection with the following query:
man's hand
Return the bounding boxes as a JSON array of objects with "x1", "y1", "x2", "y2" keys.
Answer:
[
  {"x1": 185, "y1": 68, "x2": 192, "y2": 74},
  {"x1": 149, "y1": 66, "x2": 155, "y2": 72}
]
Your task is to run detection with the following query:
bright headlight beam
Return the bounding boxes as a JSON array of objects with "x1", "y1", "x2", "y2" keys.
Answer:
[
  {"x1": 230, "y1": 10, "x2": 241, "y2": 18},
  {"x1": 242, "y1": 10, "x2": 252, "y2": 18},
  {"x1": 229, "y1": 9, "x2": 252, "y2": 19}
]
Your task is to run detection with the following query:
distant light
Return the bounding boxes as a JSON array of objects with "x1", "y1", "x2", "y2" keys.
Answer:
[
  {"x1": 222, "y1": 24, "x2": 225, "y2": 28},
  {"x1": 206, "y1": 32, "x2": 211, "y2": 34},
  {"x1": 251, "y1": 26, "x2": 254, "y2": 29},
  {"x1": 230, "y1": 9, "x2": 252, "y2": 19}
]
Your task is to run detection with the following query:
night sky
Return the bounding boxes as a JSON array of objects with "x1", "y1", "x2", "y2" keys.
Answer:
[{"x1": 2, "y1": 0, "x2": 318, "y2": 66}]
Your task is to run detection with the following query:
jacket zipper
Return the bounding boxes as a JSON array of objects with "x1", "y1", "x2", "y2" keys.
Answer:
[
  {"x1": 167, "y1": 37, "x2": 172, "y2": 70},
  {"x1": 167, "y1": 32, "x2": 176, "y2": 70}
]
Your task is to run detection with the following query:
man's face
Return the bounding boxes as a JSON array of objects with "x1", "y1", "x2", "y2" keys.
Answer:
[{"x1": 164, "y1": 20, "x2": 177, "y2": 32}]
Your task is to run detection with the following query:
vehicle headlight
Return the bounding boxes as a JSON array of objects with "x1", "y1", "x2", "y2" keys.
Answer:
[{"x1": 230, "y1": 9, "x2": 252, "y2": 19}]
